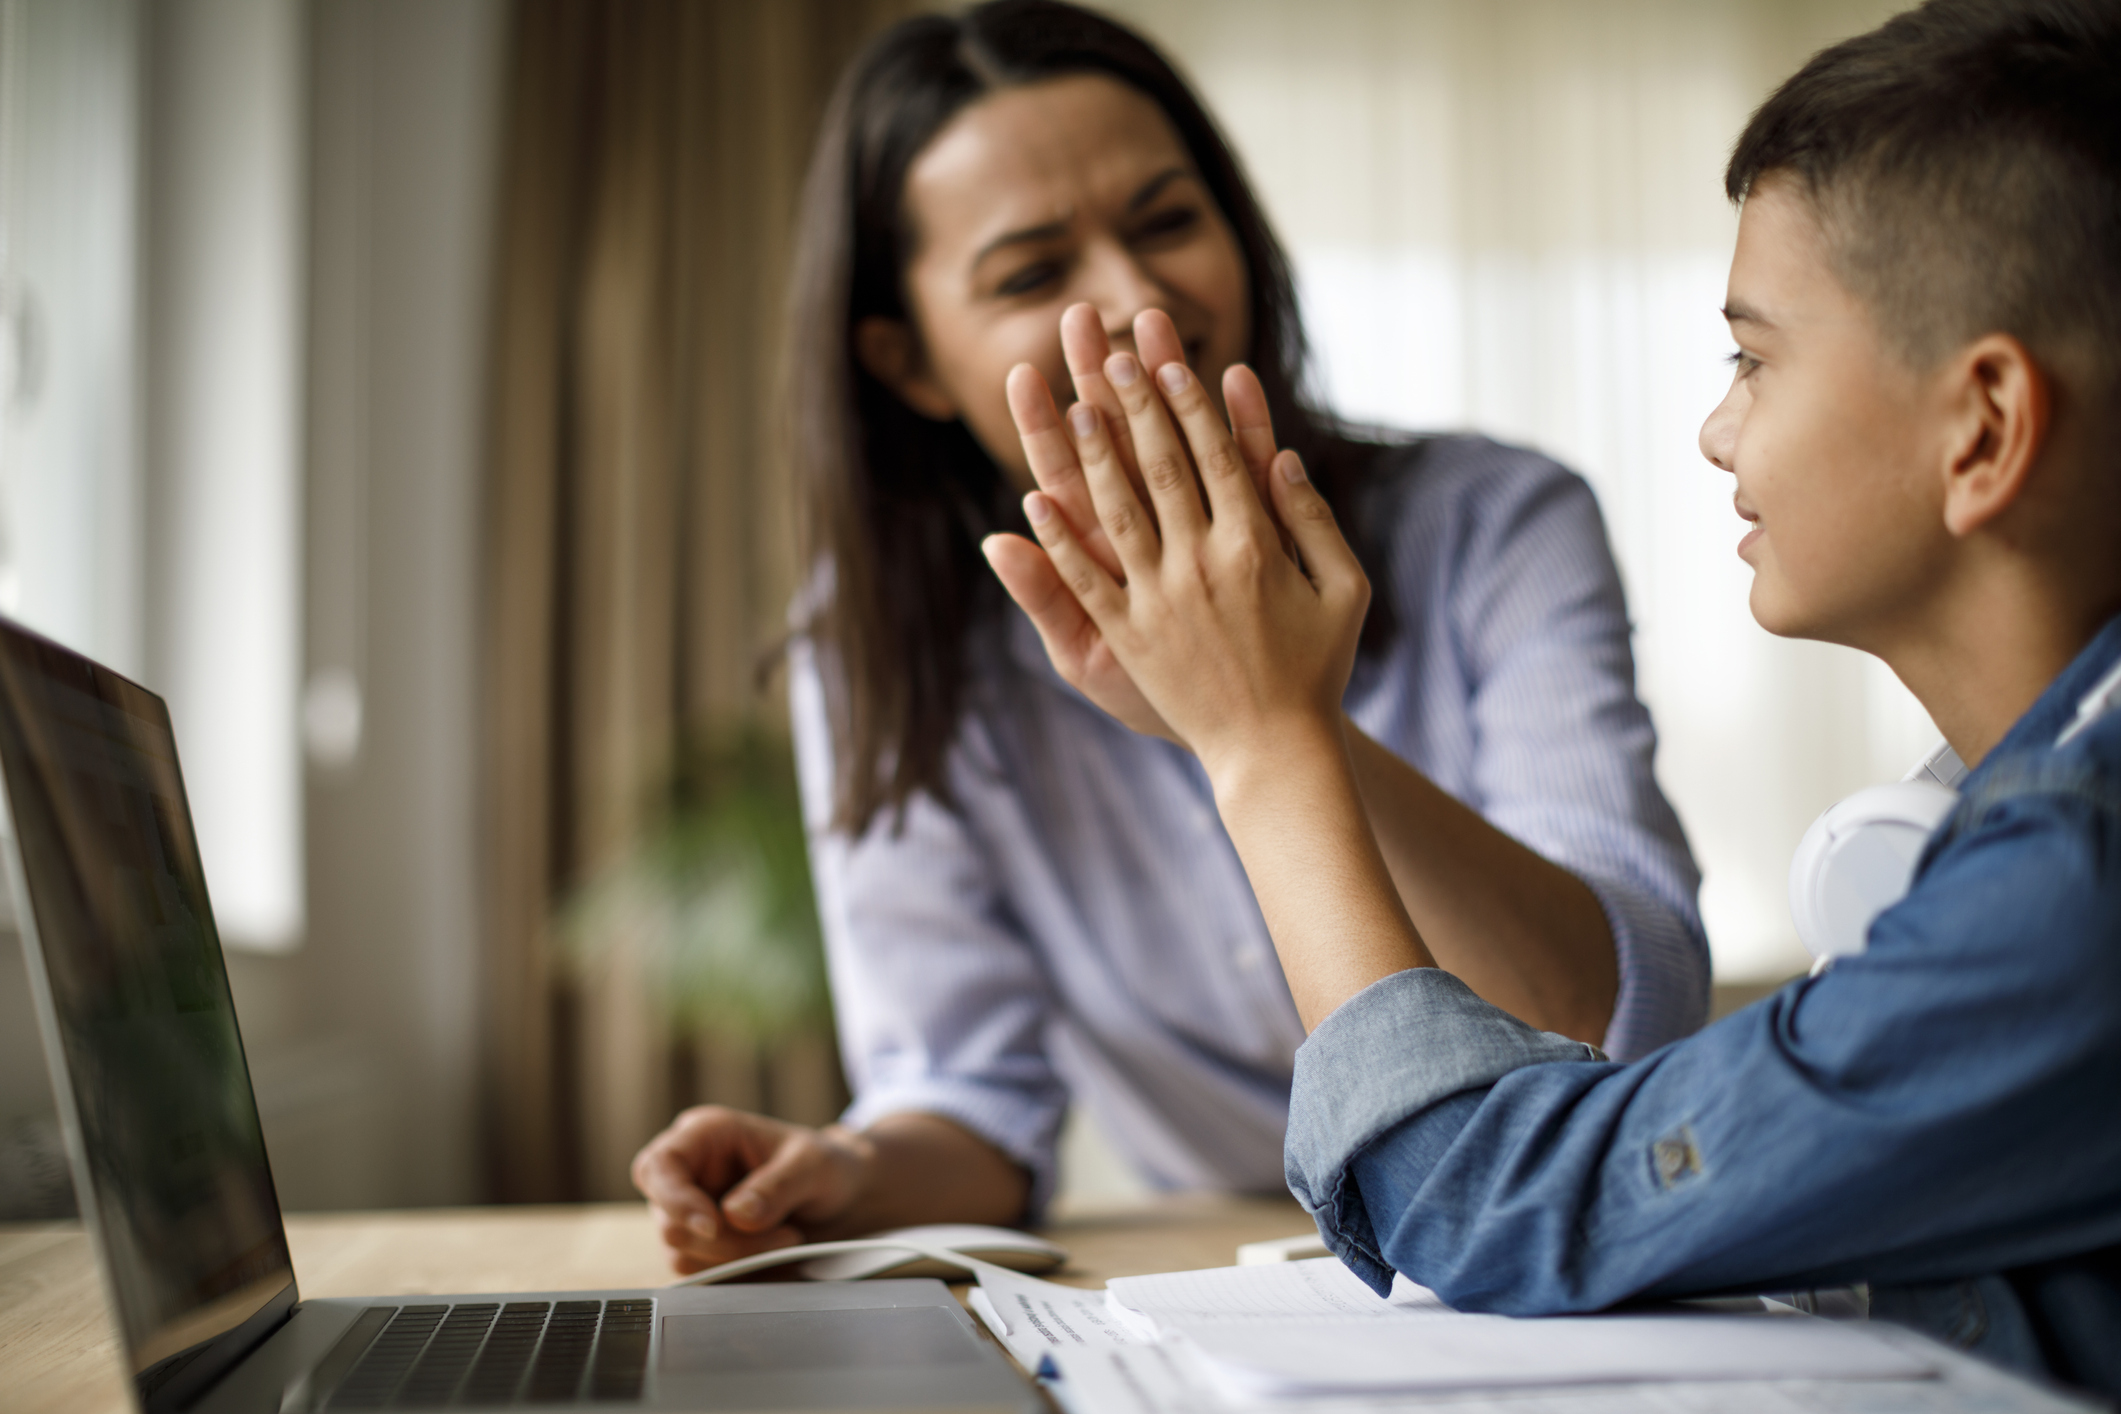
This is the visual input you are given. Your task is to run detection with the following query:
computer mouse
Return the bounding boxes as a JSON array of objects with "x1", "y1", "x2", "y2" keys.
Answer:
[
  {"x1": 796, "y1": 1224, "x2": 1068, "y2": 1281},
  {"x1": 669, "y1": 1223, "x2": 1070, "y2": 1288}
]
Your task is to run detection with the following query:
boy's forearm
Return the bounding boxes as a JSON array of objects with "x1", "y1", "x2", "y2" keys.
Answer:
[
  {"x1": 1205, "y1": 717, "x2": 1438, "y2": 1031},
  {"x1": 1343, "y1": 719, "x2": 1618, "y2": 1044}
]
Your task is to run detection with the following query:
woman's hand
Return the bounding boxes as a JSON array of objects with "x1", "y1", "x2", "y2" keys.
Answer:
[
  {"x1": 984, "y1": 306, "x2": 1299, "y2": 747},
  {"x1": 997, "y1": 331, "x2": 1370, "y2": 791},
  {"x1": 985, "y1": 359, "x2": 1178, "y2": 742},
  {"x1": 631, "y1": 1107, "x2": 865, "y2": 1275},
  {"x1": 631, "y1": 1107, "x2": 1030, "y2": 1276},
  {"x1": 988, "y1": 313, "x2": 1620, "y2": 1043},
  {"x1": 989, "y1": 330, "x2": 1429, "y2": 1029}
]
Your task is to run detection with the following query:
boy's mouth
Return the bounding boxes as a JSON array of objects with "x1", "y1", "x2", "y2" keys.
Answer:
[{"x1": 1734, "y1": 495, "x2": 1762, "y2": 558}]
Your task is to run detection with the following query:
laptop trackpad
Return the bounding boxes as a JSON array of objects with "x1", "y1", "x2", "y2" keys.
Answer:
[{"x1": 661, "y1": 1307, "x2": 984, "y2": 1374}]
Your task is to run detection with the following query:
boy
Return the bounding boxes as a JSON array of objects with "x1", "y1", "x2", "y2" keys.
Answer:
[{"x1": 984, "y1": 0, "x2": 2121, "y2": 1394}]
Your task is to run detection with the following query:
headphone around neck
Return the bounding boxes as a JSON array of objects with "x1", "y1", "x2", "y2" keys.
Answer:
[{"x1": 1790, "y1": 657, "x2": 2121, "y2": 971}]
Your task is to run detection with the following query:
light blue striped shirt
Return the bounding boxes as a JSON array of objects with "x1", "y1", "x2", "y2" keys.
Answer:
[{"x1": 789, "y1": 436, "x2": 1708, "y2": 1211}]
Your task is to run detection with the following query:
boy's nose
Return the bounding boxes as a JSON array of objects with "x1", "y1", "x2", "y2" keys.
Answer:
[{"x1": 1699, "y1": 393, "x2": 1739, "y2": 472}]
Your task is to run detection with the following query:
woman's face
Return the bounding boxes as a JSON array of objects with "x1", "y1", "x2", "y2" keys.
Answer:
[{"x1": 860, "y1": 73, "x2": 1252, "y2": 490}]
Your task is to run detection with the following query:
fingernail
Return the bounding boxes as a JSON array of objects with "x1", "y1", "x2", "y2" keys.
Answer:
[
  {"x1": 1067, "y1": 403, "x2": 1098, "y2": 438},
  {"x1": 688, "y1": 1214, "x2": 717, "y2": 1238},
  {"x1": 725, "y1": 1192, "x2": 763, "y2": 1224},
  {"x1": 1108, "y1": 353, "x2": 1140, "y2": 386},
  {"x1": 1281, "y1": 454, "x2": 1308, "y2": 484},
  {"x1": 1024, "y1": 492, "x2": 1053, "y2": 525},
  {"x1": 1156, "y1": 363, "x2": 1187, "y2": 394}
]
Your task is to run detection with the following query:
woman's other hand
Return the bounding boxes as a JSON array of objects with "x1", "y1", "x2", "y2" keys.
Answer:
[
  {"x1": 631, "y1": 1107, "x2": 864, "y2": 1275},
  {"x1": 631, "y1": 1107, "x2": 1031, "y2": 1277}
]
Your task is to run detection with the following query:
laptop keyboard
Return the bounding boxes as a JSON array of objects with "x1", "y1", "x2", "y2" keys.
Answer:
[{"x1": 317, "y1": 1298, "x2": 654, "y2": 1407}]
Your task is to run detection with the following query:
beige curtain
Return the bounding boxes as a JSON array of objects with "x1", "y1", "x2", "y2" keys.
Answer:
[{"x1": 480, "y1": 0, "x2": 924, "y2": 1204}]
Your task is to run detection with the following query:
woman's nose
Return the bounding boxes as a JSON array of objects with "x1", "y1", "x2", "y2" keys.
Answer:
[{"x1": 1076, "y1": 241, "x2": 1166, "y2": 345}]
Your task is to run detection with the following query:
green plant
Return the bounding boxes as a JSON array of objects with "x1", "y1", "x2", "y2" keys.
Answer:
[{"x1": 558, "y1": 724, "x2": 829, "y2": 1044}]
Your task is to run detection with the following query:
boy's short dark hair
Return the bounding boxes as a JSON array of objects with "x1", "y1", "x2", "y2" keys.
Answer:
[{"x1": 1727, "y1": 0, "x2": 2121, "y2": 402}]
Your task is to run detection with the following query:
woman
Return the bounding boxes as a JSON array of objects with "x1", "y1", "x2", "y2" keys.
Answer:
[{"x1": 632, "y1": 0, "x2": 1705, "y2": 1273}]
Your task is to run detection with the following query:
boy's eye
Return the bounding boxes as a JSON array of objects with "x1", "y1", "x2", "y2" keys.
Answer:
[
  {"x1": 994, "y1": 260, "x2": 1063, "y2": 298},
  {"x1": 1726, "y1": 350, "x2": 1762, "y2": 377}
]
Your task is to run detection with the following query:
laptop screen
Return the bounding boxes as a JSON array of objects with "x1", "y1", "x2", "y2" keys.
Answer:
[{"x1": 0, "y1": 621, "x2": 294, "y2": 1403}]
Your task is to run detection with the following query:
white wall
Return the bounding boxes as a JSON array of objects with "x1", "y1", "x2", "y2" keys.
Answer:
[{"x1": 1105, "y1": 0, "x2": 1929, "y2": 983}]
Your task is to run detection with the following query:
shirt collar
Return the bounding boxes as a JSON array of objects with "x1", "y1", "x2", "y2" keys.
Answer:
[{"x1": 1968, "y1": 608, "x2": 2121, "y2": 774}]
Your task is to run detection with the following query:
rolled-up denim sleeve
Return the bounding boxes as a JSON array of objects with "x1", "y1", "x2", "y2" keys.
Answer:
[{"x1": 1284, "y1": 968, "x2": 1602, "y2": 1293}]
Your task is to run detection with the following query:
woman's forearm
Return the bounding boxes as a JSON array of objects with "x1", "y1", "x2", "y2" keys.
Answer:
[
  {"x1": 1343, "y1": 718, "x2": 1616, "y2": 1044},
  {"x1": 811, "y1": 1112, "x2": 1031, "y2": 1239}
]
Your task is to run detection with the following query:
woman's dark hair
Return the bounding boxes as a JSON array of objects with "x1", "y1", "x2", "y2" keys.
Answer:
[{"x1": 787, "y1": 0, "x2": 1375, "y2": 835}]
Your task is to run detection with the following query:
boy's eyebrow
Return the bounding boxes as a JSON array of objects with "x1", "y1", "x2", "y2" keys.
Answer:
[{"x1": 1721, "y1": 300, "x2": 1773, "y2": 328}]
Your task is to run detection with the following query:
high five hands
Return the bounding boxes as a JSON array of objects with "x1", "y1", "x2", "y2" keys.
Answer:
[{"x1": 980, "y1": 306, "x2": 1371, "y2": 782}]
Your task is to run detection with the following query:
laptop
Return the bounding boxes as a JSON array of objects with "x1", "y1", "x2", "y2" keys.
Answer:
[{"x1": 0, "y1": 616, "x2": 1038, "y2": 1414}]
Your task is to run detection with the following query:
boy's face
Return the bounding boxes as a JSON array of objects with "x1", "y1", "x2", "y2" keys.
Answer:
[{"x1": 1699, "y1": 177, "x2": 1953, "y2": 650}]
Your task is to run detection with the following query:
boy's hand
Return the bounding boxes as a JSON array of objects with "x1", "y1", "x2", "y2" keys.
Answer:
[{"x1": 994, "y1": 338, "x2": 1370, "y2": 789}]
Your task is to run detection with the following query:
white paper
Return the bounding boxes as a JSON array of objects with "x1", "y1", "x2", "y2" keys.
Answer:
[
  {"x1": 1176, "y1": 1315, "x2": 1934, "y2": 1398},
  {"x1": 1039, "y1": 1339, "x2": 1841, "y2": 1414},
  {"x1": 966, "y1": 1261, "x2": 1145, "y2": 1369},
  {"x1": 1105, "y1": 1260, "x2": 1934, "y2": 1397},
  {"x1": 1038, "y1": 1337, "x2": 2082, "y2": 1414},
  {"x1": 1109, "y1": 1257, "x2": 1449, "y2": 1324}
]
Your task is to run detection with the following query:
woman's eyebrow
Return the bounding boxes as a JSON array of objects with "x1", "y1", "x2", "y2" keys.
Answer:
[
  {"x1": 968, "y1": 167, "x2": 1194, "y2": 272},
  {"x1": 1126, "y1": 166, "x2": 1188, "y2": 212},
  {"x1": 972, "y1": 217, "x2": 1072, "y2": 271}
]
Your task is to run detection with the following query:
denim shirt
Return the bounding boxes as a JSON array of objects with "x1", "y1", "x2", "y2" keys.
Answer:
[{"x1": 1284, "y1": 612, "x2": 2121, "y2": 1398}]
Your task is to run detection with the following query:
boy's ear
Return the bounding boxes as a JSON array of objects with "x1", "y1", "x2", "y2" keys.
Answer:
[
  {"x1": 1938, "y1": 332, "x2": 2050, "y2": 538},
  {"x1": 854, "y1": 317, "x2": 958, "y2": 422}
]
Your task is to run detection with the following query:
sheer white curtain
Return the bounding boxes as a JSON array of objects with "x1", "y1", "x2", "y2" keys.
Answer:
[
  {"x1": 1106, "y1": 0, "x2": 1927, "y2": 983},
  {"x1": 0, "y1": 0, "x2": 308, "y2": 952},
  {"x1": 0, "y1": 0, "x2": 141, "y2": 673}
]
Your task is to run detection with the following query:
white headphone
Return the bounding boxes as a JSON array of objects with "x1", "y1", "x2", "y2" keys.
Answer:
[{"x1": 1790, "y1": 657, "x2": 2121, "y2": 971}]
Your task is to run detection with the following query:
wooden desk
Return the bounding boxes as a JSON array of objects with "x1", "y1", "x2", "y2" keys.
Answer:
[{"x1": 0, "y1": 1195, "x2": 1314, "y2": 1414}]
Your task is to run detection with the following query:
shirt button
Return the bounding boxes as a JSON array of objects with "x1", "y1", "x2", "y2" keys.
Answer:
[
  {"x1": 1192, "y1": 807, "x2": 1216, "y2": 834},
  {"x1": 1235, "y1": 944, "x2": 1266, "y2": 973}
]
